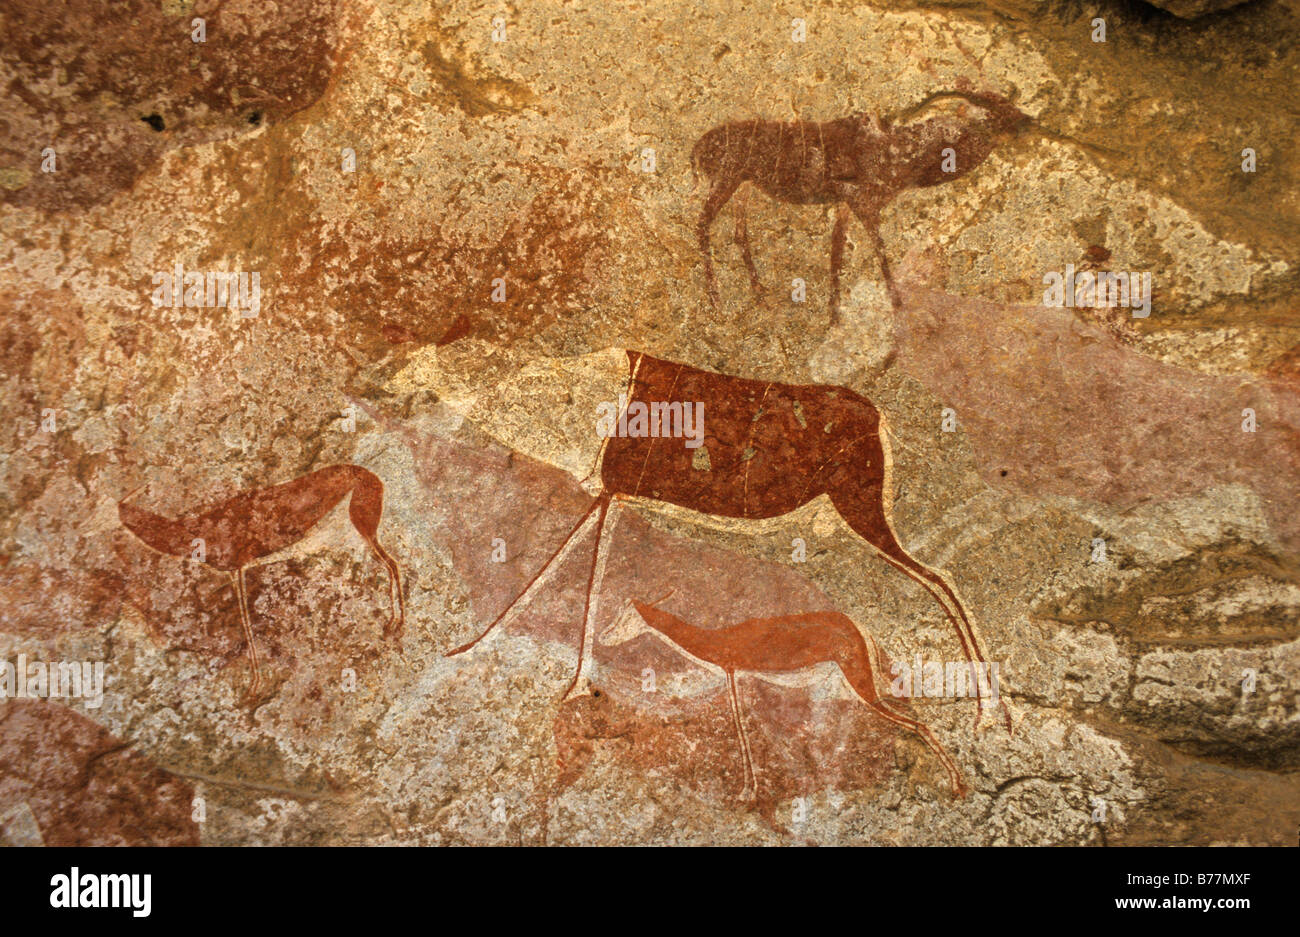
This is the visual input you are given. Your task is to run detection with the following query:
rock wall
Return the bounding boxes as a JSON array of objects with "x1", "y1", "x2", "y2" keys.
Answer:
[{"x1": 1, "y1": 0, "x2": 1297, "y2": 845}]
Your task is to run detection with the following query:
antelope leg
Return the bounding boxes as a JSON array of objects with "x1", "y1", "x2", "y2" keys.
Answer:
[
  {"x1": 728, "y1": 671, "x2": 756, "y2": 801},
  {"x1": 562, "y1": 498, "x2": 612, "y2": 701},
  {"x1": 863, "y1": 697, "x2": 966, "y2": 798},
  {"x1": 829, "y1": 202, "x2": 852, "y2": 323},
  {"x1": 447, "y1": 498, "x2": 605, "y2": 657},
  {"x1": 733, "y1": 186, "x2": 763, "y2": 298},
  {"x1": 234, "y1": 568, "x2": 260, "y2": 699},
  {"x1": 698, "y1": 177, "x2": 743, "y2": 308},
  {"x1": 848, "y1": 199, "x2": 901, "y2": 310}
]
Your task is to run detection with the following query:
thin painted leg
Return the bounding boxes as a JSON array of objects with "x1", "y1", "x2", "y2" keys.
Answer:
[
  {"x1": 848, "y1": 200, "x2": 901, "y2": 311},
  {"x1": 872, "y1": 551, "x2": 1008, "y2": 731},
  {"x1": 733, "y1": 187, "x2": 763, "y2": 298},
  {"x1": 864, "y1": 698, "x2": 966, "y2": 797},
  {"x1": 447, "y1": 498, "x2": 605, "y2": 657},
  {"x1": 840, "y1": 652, "x2": 966, "y2": 797},
  {"x1": 363, "y1": 535, "x2": 404, "y2": 646},
  {"x1": 728, "y1": 671, "x2": 756, "y2": 801},
  {"x1": 866, "y1": 223, "x2": 901, "y2": 311},
  {"x1": 829, "y1": 202, "x2": 851, "y2": 323},
  {"x1": 698, "y1": 177, "x2": 743, "y2": 307},
  {"x1": 234, "y1": 567, "x2": 260, "y2": 699},
  {"x1": 562, "y1": 499, "x2": 611, "y2": 700},
  {"x1": 829, "y1": 478, "x2": 1006, "y2": 731}
]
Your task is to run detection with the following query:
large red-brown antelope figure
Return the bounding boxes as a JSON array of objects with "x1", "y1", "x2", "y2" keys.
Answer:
[
  {"x1": 599, "y1": 595, "x2": 967, "y2": 799},
  {"x1": 692, "y1": 88, "x2": 1028, "y2": 321},
  {"x1": 447, "y1": 350, "x2": 1008, "y2": 729},
  {"x1": 118, "y1": 464, "x2": 404, "y2": 699}
]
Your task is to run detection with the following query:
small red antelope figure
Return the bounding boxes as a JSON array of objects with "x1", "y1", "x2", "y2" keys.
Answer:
[
  {"x1": 692, "y1": 89, "x2": 1028, "y2": 320},
  {"x1": 118, "y1": 464, "x2": 404, "y2": 699},
  {"x1": 448, "y1": 350, "x2": 1006, "y2": 730},
  {"x1": 599, "y1": 597, "x2": 966, "y2": 800}
]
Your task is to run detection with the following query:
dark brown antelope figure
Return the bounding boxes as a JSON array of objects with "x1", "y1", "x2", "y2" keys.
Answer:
[
  {"x1": 448, "y1": 351, "x2": 1008, "y2": 730},
  {"x1": 118, "y1": 464, "x2": 404, "y2": 699},
  {"x1": 599, "y1": 597, "x2": 967, "y2": 799},
  {"x1": 692, "y1": 89, "x2": 1028, "y2": 320}
]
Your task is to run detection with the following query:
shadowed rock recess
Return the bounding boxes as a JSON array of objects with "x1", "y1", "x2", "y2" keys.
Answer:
[{"x1": 0, "y1": 0, "x2": 1296, "y2": 846}]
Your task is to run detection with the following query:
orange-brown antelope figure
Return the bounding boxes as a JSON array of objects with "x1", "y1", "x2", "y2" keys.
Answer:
[
  {"x1": 599, "y1": 597, "x2": 967, "y2": 799},
  {"x1": 692, "y1": 89, "x2": 1028, "y2": 320},
  {"x1": 448, "y1": 350, "x2": 1007, "y2": 729},
  {"x1": 118, "y1": 464, "x2": 404, "y2": 699}
]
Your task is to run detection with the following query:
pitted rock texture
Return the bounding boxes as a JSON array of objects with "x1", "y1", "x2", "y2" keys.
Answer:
[
  {"x1": 0, "y1": 702, "x2": 199, "y2": 846},
  {"x1": 1, "y1": 0, "x2": 1297, "y2": 845},
  {"x1": 0, "y1": 0, "x2": 344, "y2": 211},
  {"x1": 1142, "y1": 0, "x2": 1254, "y2": 17}
]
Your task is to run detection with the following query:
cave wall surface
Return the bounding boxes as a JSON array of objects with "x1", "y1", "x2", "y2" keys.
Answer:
[{"x1": 1, "y1": 0, "x2": 1297, "y2": 845}]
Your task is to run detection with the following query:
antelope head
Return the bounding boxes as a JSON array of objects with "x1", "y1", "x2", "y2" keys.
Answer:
[
  {"x1": 885, "y1": 90, "x2": 1029, "y2": 189},
  {"x1": 116, "y1": 485, "x2": 194, "y2": 558}
]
